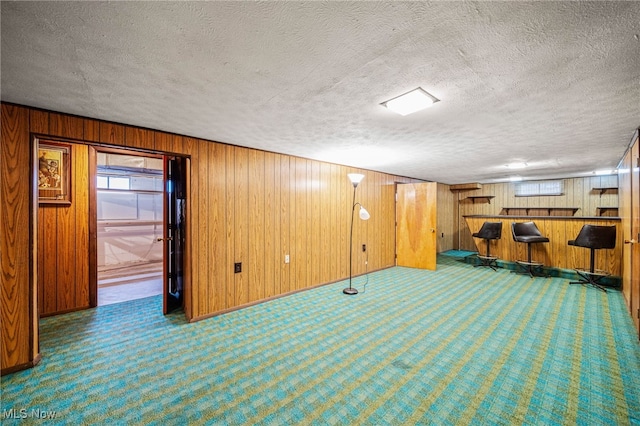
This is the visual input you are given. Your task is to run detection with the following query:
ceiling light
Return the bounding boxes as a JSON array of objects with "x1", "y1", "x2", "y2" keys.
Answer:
[
  {"x1": 506, "y1": 162, "x2": 527, "y2": 169},
  {"x1": 594, "y1": 169, "x2": 616, "y2": 175},
  {"x1": 381, "y1": 87, "x2": 439, "y2": 116},
  {"x1": 509, "y1": 176, "x2": 523, "y2": 182}
]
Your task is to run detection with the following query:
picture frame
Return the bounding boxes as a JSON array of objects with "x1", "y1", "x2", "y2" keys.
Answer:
[{"x1": 38, "y1": 141, "x2": 71, "y2": 205}]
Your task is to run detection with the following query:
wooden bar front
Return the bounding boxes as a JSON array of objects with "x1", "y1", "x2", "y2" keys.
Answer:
[{"x1": 464, "y1": 215, "x2": 622, "y2": 276}]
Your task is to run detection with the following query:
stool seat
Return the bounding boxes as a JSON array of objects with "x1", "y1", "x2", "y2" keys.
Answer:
[
  {"x1": 568, "y1": 225, "x2": 616, "y2": 292},
  {"x1": 514, "y1": 235, "x2": 549, "y2": 244},
  {"x1": 472, "y1": 221, "x2": 503, "y2": 271},
  {"x1": 511, "y1": 221, "x2": 549, "y2": 278}
]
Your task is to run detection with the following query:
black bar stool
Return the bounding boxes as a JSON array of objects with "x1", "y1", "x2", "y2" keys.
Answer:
[
  {"x1": 568, "y1": 224, "x2": 616, "y2": 292},
  {"x1": 472, "y1": 222, "x2": 503, "y2": 271},
  {"x1": 511, "y1": 221, "x2": 549, "y2": 278}
]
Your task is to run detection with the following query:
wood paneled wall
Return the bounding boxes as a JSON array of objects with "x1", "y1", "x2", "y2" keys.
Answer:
[
  {"x1": 465, "y1": 216, "x2": 622, "y2": 276},
  {"x1": 456, "y1": 176, "x2": 619, "y2": 251},
  {"x1": 437, "y1": 183, "x2": 455, "y2": 253},
  {"x1": 1, "y1": 105, "x2": 37, "y2": 373},
  {"x1": 1, "y1": 103, "x2": 416, "y2": 373},
  {"x1": 38, "y1": 142, "x2": 90, "y2": 316}
]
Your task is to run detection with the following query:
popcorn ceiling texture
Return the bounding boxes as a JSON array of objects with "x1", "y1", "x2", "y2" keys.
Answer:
[{"x1": 1, "y1": 1, "x2": 639, "y2": 183}]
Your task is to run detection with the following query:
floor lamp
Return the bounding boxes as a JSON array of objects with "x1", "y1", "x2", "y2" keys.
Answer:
[{"x1": 344, "y1": 173, "x2": 370, "y2": 295}]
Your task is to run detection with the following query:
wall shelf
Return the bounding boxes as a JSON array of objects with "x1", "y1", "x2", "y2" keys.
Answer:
[
  {"x1": 592, "y1": 187, "x2": 618, "y2": 197},
  {"x1": 597, "y1": 207, "x2": 619, "y2": 216},
  {"x1": 501, "y1": 207, "x2": 579, "y2": 216},
  {"x1": 465, "y1": 196, "x2": 495, "y2": 204}
]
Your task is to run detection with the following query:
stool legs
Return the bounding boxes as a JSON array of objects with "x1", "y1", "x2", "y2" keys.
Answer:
[
  {"x1": 513, "y1": 243, "x2": 548, "y2": 278},
  {"x1": 475, "y1": 239, "x2": 501, "y2": 271},
  {"x1": 570, "y1": 249, "x2": 608, "y2": 292}
]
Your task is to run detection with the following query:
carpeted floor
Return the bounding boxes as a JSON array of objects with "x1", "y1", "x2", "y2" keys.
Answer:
[{"x1": 2, "y1": 254, "x2": 639, "y2": 424}]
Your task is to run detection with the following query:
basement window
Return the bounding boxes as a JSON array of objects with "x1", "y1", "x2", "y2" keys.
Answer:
[{"x1": 515, "y1": 180, "x2": 564, "y2": 197}]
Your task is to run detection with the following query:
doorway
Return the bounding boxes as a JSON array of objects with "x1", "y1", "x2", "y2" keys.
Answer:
[{"x1": 95, "y1": 151, "x2": 164, "y2": 305}]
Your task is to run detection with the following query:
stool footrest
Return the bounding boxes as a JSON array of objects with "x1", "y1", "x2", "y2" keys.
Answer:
[
  {"x1": 516, "y1": 260, "x2": 543, "y2": 267},
  {"x1": 477, "y1": 255, "x2": 498, "y2": 261},
  {"x1": 575, "y1": 268, "x2": 610, "y2": 277}
]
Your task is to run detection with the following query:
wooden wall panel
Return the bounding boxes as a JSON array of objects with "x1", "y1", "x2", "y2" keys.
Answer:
[
  {"x1": 196, "y1": 140, "x2": 210, "y2": 317},
  {"x1": 125, "y1": 127, "x2": 154, "y2": 150},
  {"x1": 458, "y1": 176, "x2": 619, "y2": 251},
  {"x1": 1, "y1": 105, "x2": 34, "y2": 371},
  {"x1": 465, "y1": 216, "x2": 622, "y2": 275},
  {"x1": 234, "y1": 147, "x2": 249, "y2": 305},
  {"x1": 208, "y1": 142, "x2": 227, "y2": 312},
  {"x1": 2, "y1": 103, "x2": 409, "y2": 373},
  {"x1": 248, "y1": 150, "x2": 265, "y2": 302},
  {"x1": 437, "y1": 183, "x2": 454, "y2": 253},
  {"x1": 280, "y1": 155, "x2": 291, "y2": 294},
  {"x1": 263, "y1": 153, "x2": 276, "y2": 298},
  {"x1": 99, "y1": 122, "x2": 125, "y2": 146},
  {"x1": 49, "y1": 113, "x2": 83, "y2": 140},
  {"x1": 292, "y1": 159, "x2": 304, "y2": 290},
  {"x1": 319, "y1": 163, "x2": 331, "y2": 284}
]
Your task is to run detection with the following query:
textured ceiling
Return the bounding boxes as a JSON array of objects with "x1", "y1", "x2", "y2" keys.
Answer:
[{"x1": 2, "y1": 1, "x2": 639, "y2": 184}]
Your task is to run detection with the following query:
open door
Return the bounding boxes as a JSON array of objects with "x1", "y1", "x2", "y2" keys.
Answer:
[
  {"x1": 396, "y1": 182, "x2": 437, "y2": 270},
  {"x1": 163, "y1": 156, "x2": 186, "y2": 314}
]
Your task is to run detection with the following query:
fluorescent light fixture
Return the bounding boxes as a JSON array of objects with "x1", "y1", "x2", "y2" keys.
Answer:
[
  {"x1": 594, "y1": 169, "x2": 616, "y2": 175},
  {"x1": 509, "y1": 176, "x2": 523, "y2": 182},
  {"x1": 506, "y1": 162, "x2": 527, "y2": 169},
  {"x1": 381, "y1": 87, "x2": 439, "y2": 116}
]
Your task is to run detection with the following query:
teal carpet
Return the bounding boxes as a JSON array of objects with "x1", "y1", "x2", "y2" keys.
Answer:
[{"x1": 2, "y1": 255, "x2": 640, "y2": 425}]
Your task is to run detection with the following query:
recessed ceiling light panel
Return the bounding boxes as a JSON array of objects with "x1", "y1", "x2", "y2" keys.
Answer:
[
  {"x1": 506, "y1": 162, "x2": 527, "y2": 169},
  {"x1": 381, "y1": 87, "x2": 439, "y2": 116}
]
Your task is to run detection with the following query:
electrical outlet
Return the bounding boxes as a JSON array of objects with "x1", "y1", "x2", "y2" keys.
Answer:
[
  {"x1": 234, "y1": 262, "x2": 242, "y2": 273},
  {"x1": 284, "y1": 254, "x2": 290, "y2": 264},
  {"x1": 362, "y1": 244, "x2": 366, "y2": 252}
]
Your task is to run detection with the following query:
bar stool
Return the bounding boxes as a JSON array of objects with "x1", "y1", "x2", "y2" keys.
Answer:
[
  {"x1": 511, "y1": 221, "x2": 549, "y2": 278},
  {"x1": 568, "y1": 224, "x2": 616, "y2": 292},
  {"x1": 472, "y1": 222, "x2": 503, "y2": 271}
]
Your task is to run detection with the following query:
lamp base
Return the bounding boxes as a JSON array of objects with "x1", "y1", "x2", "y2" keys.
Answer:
[{"x1": 343, "y1": 287, "x2": 358, "y2": 295}]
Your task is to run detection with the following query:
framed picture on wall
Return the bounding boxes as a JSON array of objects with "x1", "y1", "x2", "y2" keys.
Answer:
[{"x1": 38, "y1": 141, "x2": 71, "y2": 205}]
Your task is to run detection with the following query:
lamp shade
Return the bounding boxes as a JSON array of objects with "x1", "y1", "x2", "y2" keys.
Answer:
[
  {"x1": 359, "y1": 206, "x2": 370, "y2": 220},
  {"x1": 348, "y1": 173, "x2": 365, "y2": 186}
]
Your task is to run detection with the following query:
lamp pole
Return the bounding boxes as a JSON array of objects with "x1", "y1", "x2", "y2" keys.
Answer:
[{"x1": 344, "y1": 183, "x2": 359, "y2": 295}]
